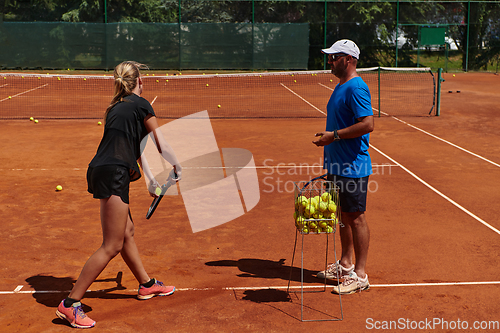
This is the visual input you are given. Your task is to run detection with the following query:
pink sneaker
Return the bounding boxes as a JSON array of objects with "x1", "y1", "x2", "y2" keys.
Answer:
[
  {"x1": 56, "y1": 300, "x2": 96, "y2": 329},
  {"x1": 137, "y1": 279, "x2": 175, "y2": 300}
]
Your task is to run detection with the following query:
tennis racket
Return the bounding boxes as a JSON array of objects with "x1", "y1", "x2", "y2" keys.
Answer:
[{"x1": 146, "y1": 170, "x2": 178, "y2": 219}]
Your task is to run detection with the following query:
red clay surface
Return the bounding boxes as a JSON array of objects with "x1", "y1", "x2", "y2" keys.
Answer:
[{"x1": 0, "y1": 72, "x2": 499, "y2": 332}]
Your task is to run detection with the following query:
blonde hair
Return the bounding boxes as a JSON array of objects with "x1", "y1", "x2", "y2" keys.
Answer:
[{"x1": 104, "y1": 61, "x2": 148, "y2": 123}]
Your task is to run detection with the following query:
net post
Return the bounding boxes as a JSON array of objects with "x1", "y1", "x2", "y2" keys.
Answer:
[
  {"x1": 436, "y1": 68, "x2": 443, "y2": 116},
  {"x1": 377, "y1": 66, "x2": 381, "y2": 117}
]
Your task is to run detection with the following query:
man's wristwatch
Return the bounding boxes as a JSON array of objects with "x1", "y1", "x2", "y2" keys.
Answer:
[{"x1": 333, "y1": 129, "x2": 341, "y2": 141}]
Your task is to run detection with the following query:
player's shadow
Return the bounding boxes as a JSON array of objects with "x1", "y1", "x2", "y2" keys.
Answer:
[
  {"x1": 205, "y1": 258, "x2": 336, "y2": 303},
  {"x1": 25, "y1": 272, "x2": 133, "y2": 309}
]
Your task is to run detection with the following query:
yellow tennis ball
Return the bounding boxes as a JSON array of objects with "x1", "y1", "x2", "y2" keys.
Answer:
[
  {"x1": 29, "y1": 117, "x2": 34, "y2": 121},
  {"x1": 453, "y1": 74, "x2": 456, "y2": 77},
  {"x1": 328, "y1": 201, "x2": 337, "y2": 213},
  {"x1": 321, "y1": 192, "x2": 332, "y2": 202},
  {"x1": 8, "y1": 96, "x2": 11, "y2": 99},
  {"x1": 34, "y1": 119, "x2": 39, "y2": 123},
  {"x1": 218, "y1": 104, "x2": 221, "y2": 108},
  {"x1": 318, "y1": 201, "x2": 328, "y2": 212},
  {"x1": 155, "y1": 187, "x2": 162, "y2": 196},
  {"x1": 206, "y1": 84, "x2": 209, "y2": 87},
  {"x1": 56, "y1": 185, "x2": 63, "y2": 191},
  {"x1": 97, "y1": 121, "x2": 102, "y2": 125}
]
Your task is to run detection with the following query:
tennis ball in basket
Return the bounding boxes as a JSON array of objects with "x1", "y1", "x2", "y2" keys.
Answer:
[
  {"x1": 296, "y1": 196, "x2": 308, "y2": 208},
  {"x1": 328, "y1": 201, "x2": 337, "y2": 213},
  {"x1": 313, "y1": 212, "x2": 324, "y2": 220},
  {"x1": 318, "y1": 201, "x2": 328, "y2": 212},
  {"x1": 321, "y1": 192, "x2": 332, "y2": 202},
  {"x1": 56, "y1": 185, "x2": 63, "y2": 191},
  {"x1": 305, "y1": 204, "x2": 316, "y2": 217}
]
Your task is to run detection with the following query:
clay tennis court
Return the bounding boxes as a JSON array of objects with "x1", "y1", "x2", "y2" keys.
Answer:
[{"x1": 0, "y1": 72, "x2": 499, "y2": 332}]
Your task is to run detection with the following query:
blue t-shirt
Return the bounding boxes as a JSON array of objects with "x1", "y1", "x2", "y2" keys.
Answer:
[{"x1": 324, "y1": 76, "x2": 373, "y2": 178}]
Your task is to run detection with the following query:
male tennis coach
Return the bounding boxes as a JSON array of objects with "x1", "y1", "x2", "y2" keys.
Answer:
[{"x1": 313, "y1": 39, "x2": 374, "y2": 295}]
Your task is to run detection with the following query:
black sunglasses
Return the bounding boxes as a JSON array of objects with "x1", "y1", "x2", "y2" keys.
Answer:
[{"x1": 328, "y1": 54, "x2": 348, "y2": 61}]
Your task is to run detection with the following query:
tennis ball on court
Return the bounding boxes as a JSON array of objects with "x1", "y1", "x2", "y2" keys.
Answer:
[
  {"x1": 97, "y1": 121, "x2": 102, "y2": 125},
  {"x1": 8, "y1": 96, "x2": 11, "y2": 99},
  {"x1": 294, "y1": 80, "x2": 296, "y2": 83},
  {"x1": 29, "y1": 117, "x2": 34, "y2": 121},
  {"x1": 155, "y1": 187, "x2": 162, "y2": 196},
  {"x1": 34, "y1": 119, "x2": 39, "y2": 123},
  {"x1": 206, "y1": 84, "x2": 209, "y2": 87},
  {"x1": 218, "y1": 104, "x2": 221, "y2": 108},
  {"x1": 56, "y1": 185, "x2": 63, "y2": 191},
  {"x1": 453, "y1": 74, "x2": 456, "y2": 77}
]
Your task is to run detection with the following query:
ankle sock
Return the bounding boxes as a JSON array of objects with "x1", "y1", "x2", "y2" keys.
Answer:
[
  {"x1": 141, "y1": 279, "x2": 155, "y2": 288},
  {"x1": 64, "y1": 297, "x2": 79, "y2": 308}
]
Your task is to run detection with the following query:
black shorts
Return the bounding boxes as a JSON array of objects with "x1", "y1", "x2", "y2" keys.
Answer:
[
  {"x1": 327, "y1": 174, "x2": 369, "y2": 213},
  {"x1": 87, "y1": 165, "x2": 130, "y2": 204}
]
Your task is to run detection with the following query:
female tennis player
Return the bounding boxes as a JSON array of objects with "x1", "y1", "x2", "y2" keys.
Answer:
[{"x1": 56, "y1": 61, "x2": 182, "y2": 329}]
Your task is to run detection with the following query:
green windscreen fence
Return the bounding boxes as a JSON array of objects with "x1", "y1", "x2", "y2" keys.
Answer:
[{"x1": 0, "y1": 22, "x2": 309, "y2": 70}]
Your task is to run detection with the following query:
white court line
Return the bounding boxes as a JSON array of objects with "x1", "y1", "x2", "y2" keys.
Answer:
[
  {"x1": 0, "y1": 83, "x2": 49, "y2": 102},
  {"x1": 280, "y1": 83, "x2": 326, "y2": 116},
  {"x1": 378, "y1": 110, "x2": 500, "y2": 168},
  {"x1": 321, "y1": 82, "x2": 500, "y2": 169},
  {"x1": 371, "y1": 144, "x2": 500, "y2": 235},
  {"x1": 0, "y1": 164, "x2": 398, "y2": 172},
  {"x1": 151, "y1": 96, "x2": 157, "y2": 105},
  {"x1": 0, "y1": 84, "x2": 8, "y2": 88},
  {"x1": 2, "y1": 281, "x2": 500, "y2": 295}
]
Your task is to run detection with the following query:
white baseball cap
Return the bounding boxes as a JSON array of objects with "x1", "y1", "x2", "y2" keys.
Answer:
[{"x1": 322, "y1": 39, "x2": 360, "y2": 59}]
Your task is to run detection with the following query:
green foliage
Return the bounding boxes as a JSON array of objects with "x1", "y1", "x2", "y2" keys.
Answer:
[{"x1": 1, "y1": 1, "x2": 500, "y2": 71}]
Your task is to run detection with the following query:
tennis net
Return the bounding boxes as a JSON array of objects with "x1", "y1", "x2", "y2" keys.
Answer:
[{"x1": 0, "y1": 67, "x2": 435, "y2": 120}]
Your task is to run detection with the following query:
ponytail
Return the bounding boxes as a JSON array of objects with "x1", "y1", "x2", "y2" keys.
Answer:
[{"x1": 104, "y1": 61, "x2": 148, "y2": 124}]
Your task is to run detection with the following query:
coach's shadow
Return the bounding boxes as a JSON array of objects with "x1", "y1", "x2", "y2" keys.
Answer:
[
  {"x1": 205, "y1": 258, "x2": 335, "y2": 303},
  {"x1": 25, "y1": 273, "x2": 132, "y2": 309}
]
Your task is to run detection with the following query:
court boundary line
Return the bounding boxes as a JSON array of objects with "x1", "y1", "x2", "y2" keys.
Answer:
[
  {"x1": 378, "y1": 110, "x2": 500, "y2": 168},
  {"x1": 0, "y1": 164, "x2": 398, "y2": 172},
  {"x1": 0, "y1": 83, "x2": 49, "y2": 102},
  {"x1": 371, "y1": 144, "x2": 500, "y2": 235},
  {"x1": 280, "y1": 83, "x2": 326, "y2": 116},
  {"x1": 2, "y1": 280, "x2": 500, "y2": 295},
  {"x1": 320, "y1": 82, "x2": 500, "y2": 169}
]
